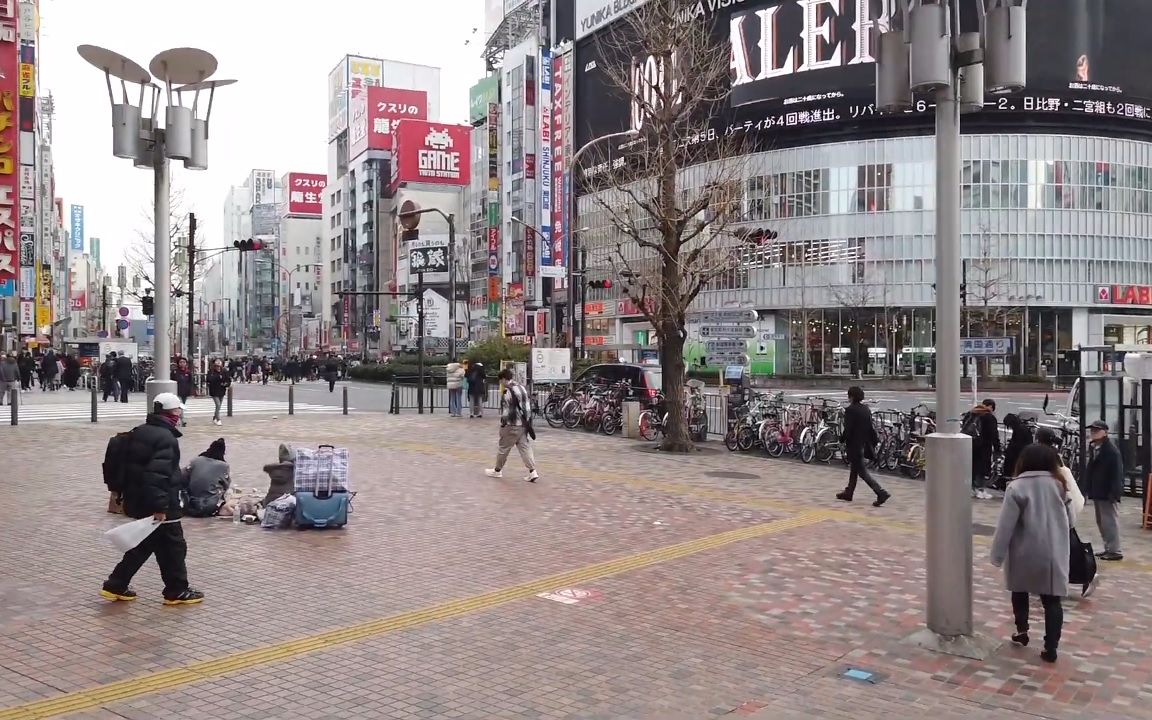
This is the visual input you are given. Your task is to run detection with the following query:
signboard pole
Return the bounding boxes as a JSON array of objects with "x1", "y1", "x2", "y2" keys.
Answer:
[
  {"x1": 417, "y1": 271, "x2": 425, "y2": 415},
  {"x1": 447, "y1": 213, "x2": 457, "y2": 360}
]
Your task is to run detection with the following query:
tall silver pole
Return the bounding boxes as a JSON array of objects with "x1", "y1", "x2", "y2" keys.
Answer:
[
  {"x1": 924, "y1": 0, "x2": 973, "y2": 642},
  {"x1": 448, "y1": 213, "x2": 457, "y2": 359},
  {"x1": 146, "y1": 130, "x2": 177, "y2": 406}
]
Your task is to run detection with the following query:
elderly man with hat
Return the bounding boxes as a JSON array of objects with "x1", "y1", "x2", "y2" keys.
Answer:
[{"x1": 1083, "y1": 419, "x2": 1125, "y2": 562}]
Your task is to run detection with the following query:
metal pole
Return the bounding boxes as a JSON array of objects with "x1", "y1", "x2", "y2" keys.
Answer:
[
  {"x1": 91, "y1": 384, "x2": 97, "y2": 423},
  {"x1": 568, "y1": 176, "x2": 578, "y2": 357},
  {"x1": 342, "y1": 385, "x2": 348, "y2": 415},
  {"x1": 187, "y1": 214, "x2": 196, "y2": 372},
  {"x1": 578, "y1": 247, "x2": 587, "y2": 355},
  {"x1": 288, "y1": 383, "x2": 294, "y2": 415},
  {"x1": 416, "y1": 272, "x2": 425, "y2": 414},
  {"x1": 147, "y1": 129, "x2": 177, "y2": 406},
  {"x1": 447, "y1": 213, "x2": 457, "y2": 360},
  {"x1": 925, "y1": 0, "x2": 973, "y2": 641},
  {"x1": 226, "y1": 384, "x2": 233, "y2": 417},
  {"x1": 102, "y1": 285, "x2": 108, "y2": 333},
  {"x1": 9, "y1": 387, "x2": 17, "y2": 425}
]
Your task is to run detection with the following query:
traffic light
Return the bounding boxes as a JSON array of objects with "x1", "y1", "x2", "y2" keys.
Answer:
[
  {"x1": 233, "y1": 239, "x2": 263, "y2": 252},
  {"x1": 141, "y1": 295, "x2": 154, "y2": 316},
  {"x1": 588, "y1": 279, "x2": 613, "y2": 290},
  {"x1": 737, "y1": 227, "x2": 778, "y2": 246}
]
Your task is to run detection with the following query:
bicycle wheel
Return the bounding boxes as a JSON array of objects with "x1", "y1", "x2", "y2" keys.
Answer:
[
  {"x1": 562, "y1": 403, "x2": 583, "y2": 429},
  {"x1": 765, "y1": 436, "x2": 784, "y2": 457},
  {"x1": 544, "y1": 401, "x2": 566, "y2": 428},
  {"x1": 799, "y1": 438, "x2": 816, "y2": 464},
  {"x1": 814, "y1": 431, "x2": 837, "y2": 463},
  {"x1": 736, "y1": 426, "x2": 757, "y2": 452},
  {"x1": 906, "y1": 444, "x2": 927, "y2": 480},
  {"x1": 601, "y1": 411, "x2": 620, "y2": 435},
  {"x1": 724, "y1": 429, "x2": 739, "y2": 451},
  {"x1": 638, "y1": 410, "x2": 661, "y2": 441}
]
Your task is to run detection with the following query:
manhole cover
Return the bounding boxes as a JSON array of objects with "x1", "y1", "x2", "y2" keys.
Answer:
[
  {"x1": 972, "y1": 523, "x2": 996, "y2": 537},
  {"x1": 705, "y1": 471, "x2": 761, "y2": 480}
]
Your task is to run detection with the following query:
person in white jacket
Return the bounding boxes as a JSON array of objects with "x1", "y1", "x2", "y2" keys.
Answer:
[{"x1": 445, "y1": 360, "x2": 466, "y2": 418}]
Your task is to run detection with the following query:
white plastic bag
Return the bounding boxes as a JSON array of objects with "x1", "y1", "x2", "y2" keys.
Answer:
[{"x1": 104, "y1": 517, "x2": 161, "y2": 553}]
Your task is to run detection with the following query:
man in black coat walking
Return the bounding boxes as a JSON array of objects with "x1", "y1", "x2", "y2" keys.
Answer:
[
  {"x1": 114, "y1": 352, "x2": 134, "y2": 402},
  {"x1": 1084, "y1": 419, "x2": 1125, "y2": 561},
  {"x1": 101, "y1": 393, "x2": 204, "y2": 605},
  {"x1": 836, "y1": 386, "x2": 890, "y2": 507}
]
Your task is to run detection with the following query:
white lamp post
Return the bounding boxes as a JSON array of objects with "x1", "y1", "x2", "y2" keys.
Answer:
[
  {"x1": 876, "y1": 0, "x2": 1027, "y2": 658},
  {"x1": 77, "y1": 44, "x2": 235, "y2": 408}
]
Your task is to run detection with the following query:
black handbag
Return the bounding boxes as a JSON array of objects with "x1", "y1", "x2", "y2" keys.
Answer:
[{"x1": 1068, "y1": 526, "x2": 1097, "y2": 587}]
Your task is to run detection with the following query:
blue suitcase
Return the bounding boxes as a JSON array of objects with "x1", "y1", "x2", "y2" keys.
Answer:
[
  {"x1": 294, "y1": 490, "x2": 350, "y2": 529},
  {"x1": 293, "y1": 444, "x2": 352, "y2": 529}
]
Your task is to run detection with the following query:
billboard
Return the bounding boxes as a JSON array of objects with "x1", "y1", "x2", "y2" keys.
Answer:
[
  {"x1": 573, "y1": 0, "x2": 1152, "y2": 152},
  {"x1": 469, "y1": 75, "x2": 499, "y2": 125},
  {"x1": 537, "y1": 48, "x2": 553, "y2": 279},
  {"x1": 549, "y1": 52, "x2": 567, "y2": 279},
  {"x1": 35, "y1": 263, "x2": 50, "y2": 328},
  {"x1": 0, "y1": 0, "x2": 16, "y2": 299},
  {"x1": 70, "y1": 204, "x2": 83, "y2": 252},
  {"x1": 250, "y1": 169, "x2": 275, "y2": 205},
  {"x1": 393, "y1": 121, "x2": 471, "y2": 186},
  {"x1": 349, "y1": 86, "x2": 429, "y2": 159},
  {"x1": 327, "y1": 59, "x2": 348, "y2": 140},
  {"x1": 285, "y1": 173, "x2": 326, "y2": 217}
]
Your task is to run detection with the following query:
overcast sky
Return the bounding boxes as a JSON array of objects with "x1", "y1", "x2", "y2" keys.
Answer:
[{"x1": 40, "y1": 0, "x2": 484, "y2": 268}]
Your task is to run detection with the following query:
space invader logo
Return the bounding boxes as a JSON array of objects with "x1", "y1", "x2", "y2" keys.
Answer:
[{"x1": 424, "y1": 128, "x2": 453, "y2": 150}]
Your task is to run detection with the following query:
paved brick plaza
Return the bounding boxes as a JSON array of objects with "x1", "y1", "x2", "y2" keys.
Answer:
[{"x1": 1, "y1": 412, "x2": 1150, "y2": 719}]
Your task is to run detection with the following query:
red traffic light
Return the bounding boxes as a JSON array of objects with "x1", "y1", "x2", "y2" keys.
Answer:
[
  {"x1": 233, "y1": 239, "x2": 264, "y2": 252},
  {"x1": 603, "y1": 279, "x2": 613, "y2": 289},
  {"x1": 588, "y1": 279, "x2": 614, "y2": 290}
]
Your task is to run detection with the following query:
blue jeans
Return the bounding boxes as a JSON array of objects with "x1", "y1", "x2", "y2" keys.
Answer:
[{"x1": 448, "y1": 388, "x2": 462, "y2": 416}]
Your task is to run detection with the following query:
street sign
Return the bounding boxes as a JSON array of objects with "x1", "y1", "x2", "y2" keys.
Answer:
[
  {"x1": 96, "y1": 330, "x2": 109, "y2": 338},
  {"x1": 118, "y1": 306, "x2": 129, "y2": 317},
  {"x1": 699, "y1": 325, "x2": 756, "y2": 339},
  {"x1": 706, "y1": 353, "x2": 748, "y2": 366},
  {"x1": 532, "y1": 348, "x2": 571, "y2": 382},
  {"x1": 960, "y1": 337, "x2": 1012, "y2": 356},
  {"x1": 705, "y1": 338, "x2": 746, "y2": 353},
  {"x1": 409, "y1": 246, "x2": 448, "y2": 273},
  {"x1": 689, "y1": 308, "x2": 757, "y2": 323},
  {"x1": 115, "y1": 319, "x2": 129, "y2": 330}
]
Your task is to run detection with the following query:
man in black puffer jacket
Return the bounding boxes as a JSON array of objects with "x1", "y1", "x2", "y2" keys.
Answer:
[{"x1": 101, "y1": 393, "x2": 205, "y2": 606}]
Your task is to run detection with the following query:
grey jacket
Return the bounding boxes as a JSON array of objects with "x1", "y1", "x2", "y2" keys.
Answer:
[
  {"x1": 185, "y1": 456, "x2": 231, "y2": 517},
  {"x1": 0, "y1": 358, "x2": 18, "y2": 383},
  {"x1": 990, "y1": 470, "x2": 1072, "y2": 597}
]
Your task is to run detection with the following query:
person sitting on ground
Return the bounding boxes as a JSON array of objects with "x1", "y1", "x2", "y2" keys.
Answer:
[
  {"x1": 184, "y1": 438, "x2": 233, "y2": 518},
  {"x1": 262, "y1": 443, "x2": 296, "y2": 506}
]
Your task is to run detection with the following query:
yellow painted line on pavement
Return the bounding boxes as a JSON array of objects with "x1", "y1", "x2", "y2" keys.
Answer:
[{"x1": 0, "y1": 511, "x2": 830, "y2": 720}]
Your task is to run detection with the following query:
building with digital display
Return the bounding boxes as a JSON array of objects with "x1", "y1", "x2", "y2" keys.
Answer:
[{"x1": 555, "y1": 0, "x2": 1152, "y2": 378}]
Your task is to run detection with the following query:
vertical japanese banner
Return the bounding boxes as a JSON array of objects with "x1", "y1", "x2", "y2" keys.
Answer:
[
  {"x1": 487, "y1": 102, "x2": 501, "y2": 320},
  {"x1": 552, "y1": 53, "x2": 568, "y2": 283},
  {"x1": 0, "y1": 2, "x2": 16, "y2": 299},
  {"x1": 539, "y1": 48, "x2": 554, "y2": 278},
  {"x1": 35, "y1": 262, "x2": 50, "y2": 329}
]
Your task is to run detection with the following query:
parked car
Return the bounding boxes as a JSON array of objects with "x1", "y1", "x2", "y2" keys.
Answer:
[{"x1": 574, "y1": 363, "x2": 663, "y2": 403}]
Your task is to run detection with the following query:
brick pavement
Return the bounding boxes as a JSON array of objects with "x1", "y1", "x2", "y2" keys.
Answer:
[{"x1": 0, "y1": 413, "x2": 1150, "y2": 719}]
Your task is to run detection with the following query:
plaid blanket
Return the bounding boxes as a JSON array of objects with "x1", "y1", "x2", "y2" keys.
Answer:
[{"x1": 292, "y1": 446, "x2": 351, "y2": 493}]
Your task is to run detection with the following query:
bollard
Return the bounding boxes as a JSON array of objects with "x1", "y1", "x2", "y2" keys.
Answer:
[
  {"x1": 342, "y1": 386, "x2": 348, "y2": 415},
  {"x1": 227, "y1": 385, "x2": 233, "y2": 417},
  {"x1": 91, "y1": 385, "x2": 98, "y2": 423},
  {"x1": 429, "y1": 383, "x2": 435, "y2": 414},
  {"x1": 9, "y1": 387, "x2": 17, "y2": 426},
  {"x1": 389, "y1": 382, "x2": 398, "y2": 415},
  {"x1": 288, "y1": 384, "x2": 295, "y2": 416}
]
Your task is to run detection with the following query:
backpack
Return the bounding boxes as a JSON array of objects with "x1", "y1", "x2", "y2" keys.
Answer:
[
  {"x1": 961, "y1": 412, "x2": 982, "y2": 440},
  {"x1": 102, "y1": 431, "x2": 134, "y2": 494}
]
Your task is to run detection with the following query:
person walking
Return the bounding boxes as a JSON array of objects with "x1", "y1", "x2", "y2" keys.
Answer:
[
  {"x1": 39, "y1": 350, "x2": 58, "y2": 391},
  {"x1": 445, "y1": 358, "x2": 465, "y2": 417},
  {"x1": 323, "y1": 354, "x2": 339, "y2": 392},
  {"x1": 115, "y1": 352, "x2": 134, "y2": 403},
  {"x1": 0, "y1": 353, "x2": 19, "y2": 405},
  {"x1": 990, "y1": 443, "x2": 1072, "y2": 663},
  {"x1": 1083, "y1": 419, "x2": 1125, "y2": 562},
  {"x1": 836, "y1": 386, "x2": 890, "y2": 507},
  {"x1": 484, "y1": 368, "x2": 539, "y2": 482},
  {"x1": 465, "y1": 361, "x2": 487, "y2": 418},
  {"x1": 1035, "y1": 427, "x2": 1095, "y2": 597},
  {"x1": 171, "y1": 358, "x2": 194, "y2": 427},
  {"x1": 101, "y1": 392, "x2": 204, "y2": 606},
  {"x1": 99, "y1": 353, "x2": 118, "y2": 401},
  {"x1": 205, "y1": 359, "x2": 230, "y2": 426},
  {"x1": 964, "y1": 398, "x2": 1001, "y2": 499},
  {"x1": 17, "y1": 351, "x2": 34, "y2": 391},
  {"x1": 1000, "y1": 413, "x2": 1034, "y2": 490}
]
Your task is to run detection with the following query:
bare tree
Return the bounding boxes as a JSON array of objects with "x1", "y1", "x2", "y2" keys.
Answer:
[
  {"x1": 587, "y1": 0, "x2": 748, "y2": 452},
  {"x1": 124, "y1": 188, "x2": 198, "y2": 294},
  {"x1": 964, "y1": 229, "x2": 1016, "y2": 375},
  {"x1": 829, "y1": 282, "x2": 876, "y2": 378}
]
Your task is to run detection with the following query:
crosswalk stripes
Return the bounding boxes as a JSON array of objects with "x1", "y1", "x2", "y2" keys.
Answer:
[{"x1": 0, "y1": 398, "x2": 344, "y2": 425}]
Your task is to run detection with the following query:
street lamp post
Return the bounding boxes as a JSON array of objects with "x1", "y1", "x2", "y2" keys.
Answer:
[
  {"x1": 78, "y1": 44, "x2": 235, "y2": 408},
  {"x1": 876, "y1": 0, "x2": 1026, "y2": 657},
  {"x1": 566, "y1": 129, "x2": 639, "y2": 358}
]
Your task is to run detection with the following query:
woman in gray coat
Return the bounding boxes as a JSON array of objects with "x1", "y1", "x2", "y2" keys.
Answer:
[{"x1": 991, "y1": 443, "x2": 1072, "y2": 663}]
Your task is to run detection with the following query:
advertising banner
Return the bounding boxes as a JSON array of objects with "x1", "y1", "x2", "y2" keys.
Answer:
[
  {"x1": 393, "y1": 121, "x2": 471, "y2": 186},
  {"x1": 18, "y1": 264, "x2": 30, "y2": 298},
  {"x1": 285, "y1": 173, "x2": 326, "y2": 216},
  {"x1": 17, "y1": 61, "x2": 30, "y2": 97},
  {"x1": 538, "y1": 48, "x2": 554, "y2": 277},
  {"x1": 69, "y1": 204, "x2": 83, "y2": 252},
  {"x1": 35, "y1": 264, "x2": 50, "y2": 328},
  {"x1": 327, "y1": 59, "x2": 348, "y2": 140},
  {"x1": 549, "y1": 53, "x2": 566, "y2": 278},
  {"x1": 348, "y1": 57, "x2": 382, "y2": 102},
  {"x1": 0, "y1": 0, "x2": 17, "y2": 299},
  {"x1": 18, "y1": 299, "x2": 32, "y2": 334},
  {"x1": 505, "y1": 283, "x2": 525, "y2": 335},
  {"x1": 469, "y1": 75, "x2": 499, "y2": 125},
  {"x1": 350, "y1": 86, "x2": 429, "y2": 158},
  {"x1": 523, "y1": 224, "x2": 535, "y2": 280},
  {"x1": 69, "y1": 292, "x2": 86, "y2": 311},
  {"x1": 251, "y1": 169, "x2": 275, "y2": 205}
]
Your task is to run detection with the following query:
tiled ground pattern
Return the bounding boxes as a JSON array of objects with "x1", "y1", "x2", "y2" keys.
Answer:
[{"x1": 0, "y1": 413, "x2": 1150, "y2": 719}]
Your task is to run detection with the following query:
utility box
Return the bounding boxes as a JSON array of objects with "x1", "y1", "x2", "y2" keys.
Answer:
[{"x1": 622, "y1": 401, "x2": 642, "y2": 439}]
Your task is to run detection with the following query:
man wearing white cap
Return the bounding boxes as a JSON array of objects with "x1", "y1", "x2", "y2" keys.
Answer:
[{"x1": 101, "y1": 392, "x2": 205, "y2": 605}]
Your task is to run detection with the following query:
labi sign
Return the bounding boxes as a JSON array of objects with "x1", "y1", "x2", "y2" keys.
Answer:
[{"x1": 393, "y1": 120, "x2": 472, "y2": 187}]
